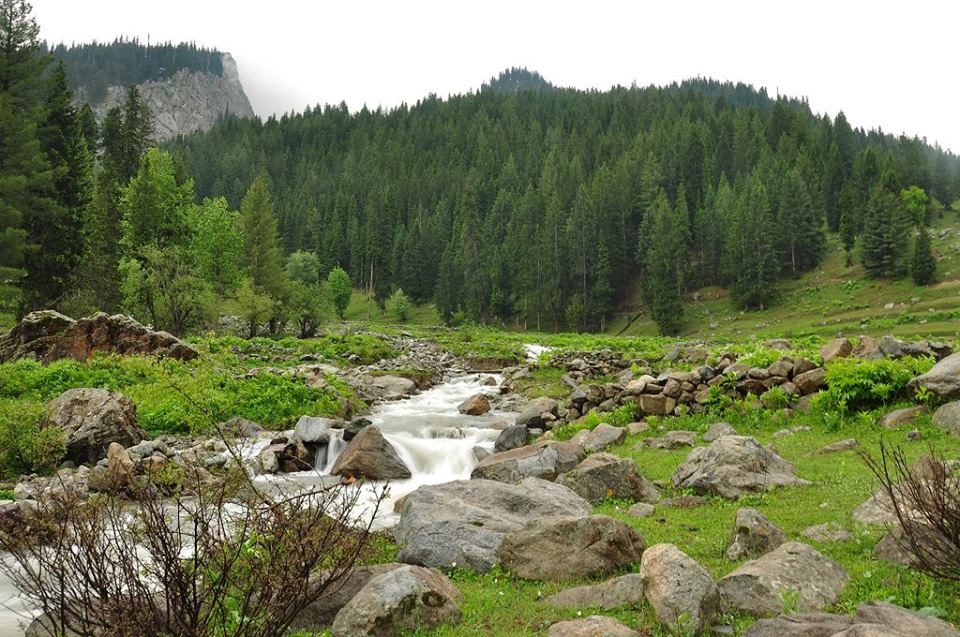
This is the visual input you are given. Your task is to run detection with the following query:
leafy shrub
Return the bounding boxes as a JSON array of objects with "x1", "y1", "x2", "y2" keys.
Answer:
[
  {"x1": 0, "y1": 400, "x2": 65, "y2": 476},
  {"x1": 814, "y1": 356, "x2": 935, "y2": 413}
]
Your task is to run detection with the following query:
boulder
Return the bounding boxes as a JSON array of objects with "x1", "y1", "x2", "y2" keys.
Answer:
[
  {"x1": 637, "y1": 393, "x2": 677, "y2": 416},
  {"x1": 801, "y1": 523, "x2": 853, "y2": 543},
  {"x1": 516, "y1": 397, "x2": 560, "y2": 428},
  {"x1": 854, "y1": 600, "x2": 960, "y2": 637},
  {"x1": 873, "y1": 525, "x2": 918, "y2": 567},
  {"x1": 743, "y1": 612, "x2": 854, "y2": 637},
  {"x1": 717, "y1": 542, "x2": 848, "y2": 616},
  {"x1": 932, "y1": 401, "x2": 960, "y2": 436},
  {"x1": 369, "y1": 375, "x2": 417, "y2": 400},
  {"x1": 703, "y1": 422, "x2": 737, "y2": 442},
  {"x1": 821, "y1": 338, "x2": 853, "y2": 363},
  {"x1": 458, "y1": 394, "x2": 491, "y2": 416},
  {"x1": 910, "y1": 352, "x2": 960, "y2": 400},
  {"x1": 290, "y1": 564, "x2": 403, "y2": 630},
  {"x1": 470, "y1": 441, "x2": 584, "y2": 483},
  {"x1": 330, "y1": 565, "x2": 461, "y2": 637},
  {"x1": 0, "y1": 310, "x2": 199, "y2": 363},
  {"x1": 852, "y1": 491, "x2": 899, "y2": 526},
  {"x1": 45, "y1": 388, "x2": 145, "y2": 465},
  {"x1": 394, "y1": 478, "x2": 591, "y2": 571},
  {"x1": 853, "y1": 335, "x2": 881, "y2": 359},
  {"x1": 644, "y1": 430, "x2": 696, "y2": 449},
  {"x1": 330, "y1": 425, "x2": 411, "y2": 480},
  {"x1": 548, "y1": 615, "x2": 637, "y2": 637},
  {"x1": 878, "y1": 406, "x2": 925, "y2": 429},
  {"x1": 544, "y1": 573, "x2": 645, "y2": 610},
  {"x1": 640, "y1": 543, "x2": 719, "y2": 636},
  {"x1": 493, "y1": 424, "x2": 529, "y2": 452},
  {"x1": 627, "y1": 502, "x2": 655, "y2": 518},
  {"x1": 558, "y1": 453, "x2": 659, "y2": 504},
  {"x1": 793, "y1": 368, "x2": 826, "y2": 395},
  {"x1": 815, "y1": 438, "x2": 859, "y2": 454},
  {"x1": 217, "y1": 416, "x2": 265, "y2": 438},
  {"x1": 294, "y1": 416, "x2": 340, "y2": 444},
  {"x1": 725, "y1": 508, "x2": 786, "y2": 560},
  {"x1": 571, "y1": 423, "x2": 626, "y2": 452},
  {"x1": 672, "y1": 436, "x2": 810, "y2": 499},
  {"x1": 500, "y1": 514, "x2": 645, "y2": 580}
]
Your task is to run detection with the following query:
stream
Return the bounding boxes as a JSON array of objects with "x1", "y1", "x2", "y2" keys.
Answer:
[{"x1": 0, "y1": 345, "x2": 545, "y2": 633}]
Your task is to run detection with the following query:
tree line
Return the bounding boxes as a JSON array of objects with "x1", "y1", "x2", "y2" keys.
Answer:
[{"x1": 2, "y1": 1, "x2": 958, "y2": 336}]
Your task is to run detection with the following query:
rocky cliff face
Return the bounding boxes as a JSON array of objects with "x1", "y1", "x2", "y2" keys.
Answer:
[{"x1": 84, "y1": 52, "x2": 254, "y2": 140}]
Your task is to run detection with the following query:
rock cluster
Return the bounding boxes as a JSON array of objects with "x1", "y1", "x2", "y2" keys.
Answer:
[{"x1": 0, "y1": 311, "x2": 198, "y2": 363}]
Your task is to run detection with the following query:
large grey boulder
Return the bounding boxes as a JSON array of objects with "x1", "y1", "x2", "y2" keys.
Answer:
[
  {"x1": 294, "y1": 416, "x2": 341, "y2": 444},
  {"x1": 743, "y1": 612, "x2": 854, "y2": 637},
  {"x1": 394, "y1": 478, "x2": 591, "y2": 571},
  {"x1": 548, "y1": 615, "x2": 637, "y2": 637},
  {"x1": 515, "y1": 397, "x2": 560, "y2": 428},
  {"x1": 794, "y1": 368, "x2": 827, "y2": 395},
  {"x1": 570, "y1": 423, "x2": 627, "y2": 452},
  {"x1": 703, "y1": 422, "x2": 737, "y2": 442},
  {"x1": 330, "y1": 565, "x2": 461, "y2": 637},
  {"x1": 470, "y1": 441, "x2": 584, "y2": 483},
  {"x1": 558, "y1": 453, "x2": 659, "y2": 504},
  {"x1": 821, "y1": 338, "x2": 853, "y2": 363},
  {"x1": 499, "y1": 514, "x2": 645, "y2": 580},
  {"x1": 672, "y1": 436, "x2": 810, "y2": 499},
  {"x1": 932, "y1": 401, "x2": 960, "y2": 436},
  {"x1": 330, "y1": 425, "x2": 411, "y2": 480},
  {"x1": 494, "y1": 424, "x2": 529, "y2": 452},
  {"x1": 854, "y1": 600, "x2": 960, "y2": 637},
  {"x1": 725, "y1": 508, "x2": 786, "y2": 560},
  {"x1": 910, "y1": 352, "x2": 960, "y2": 400},
  {"x1": 368, "y1": 375, "x2": 416, "y2": 400},
  {"x1": 544, "y1": 573, "x2": 645, "y2": 610},
  {"x1": 717, "y1": 541, "x2": 848, "y2": 617},
  {"x1": 44, "y1": 388, "x2": 146, "y2": 465},
  {"x1": 290, "y1": 564, "x2": 403, "y2": 630},
  {"x1": 640, "y1": 543, "x2": 718, "y2": 636}
]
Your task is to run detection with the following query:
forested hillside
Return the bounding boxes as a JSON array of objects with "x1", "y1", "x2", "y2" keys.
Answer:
[
  {"x1": 171, "y1": 69, "x2": 960, "y2": 333},
  {"x1": 42, "y1": 39, "x2": 224, "y2": 103}
]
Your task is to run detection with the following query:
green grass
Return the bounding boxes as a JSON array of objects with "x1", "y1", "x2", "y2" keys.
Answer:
[{"x1": 612, "y1": 217, "x2": 960, "y2": 341}]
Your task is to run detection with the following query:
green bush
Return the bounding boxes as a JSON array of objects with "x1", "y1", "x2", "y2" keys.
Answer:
[
  {"x1": 814, "y1": 356, "x2": 935, "y2": 414},
  {"x1": 0, "y1": 400, "x2": 65, "y2": 476}
]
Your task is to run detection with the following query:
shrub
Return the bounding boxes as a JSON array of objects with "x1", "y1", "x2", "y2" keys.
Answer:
[
  {"x1": 814, "y1": 356, "x2": 935, "y2": 413},
  {"x1": 386, "y1": 288, "x2": 412, "y2": 322},
  {"x1": 0, "y1": 464, "x2": 386, "y2": 636},
  {"x1": 862, "y1": 442, "x2": 960, "y2": 581},
  {"x1": 0, "y1": 400, "x2": 65, "y2": 476}
]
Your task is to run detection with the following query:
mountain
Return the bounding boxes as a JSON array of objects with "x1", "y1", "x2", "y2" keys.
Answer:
[{"x1": 44, "y1": 39, "x2": 255, "y2": 140}]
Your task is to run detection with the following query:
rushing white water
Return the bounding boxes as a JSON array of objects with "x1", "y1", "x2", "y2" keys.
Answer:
[
  {"x1": 0, "y1": 371, "x2": 513, "y2": 632},
  {"x1": 255, "y1": 372, "x2": 509, "y2": 528},
  {"x1": 523, "y1": 343, "x2": 553, "y2": 362}
]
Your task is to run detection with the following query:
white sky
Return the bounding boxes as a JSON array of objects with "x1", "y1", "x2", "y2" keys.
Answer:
[{"x1": 31, "y1": 0, "x2": 960, "y2": 153}]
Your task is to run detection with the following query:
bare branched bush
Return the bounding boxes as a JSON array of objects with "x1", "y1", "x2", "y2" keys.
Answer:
[
  {"x1": 862, "y1": 440, "x2": 960, "y2": 581},
  {"x1": 0, "y1": 463, "x2": 384, "y2": 636}
]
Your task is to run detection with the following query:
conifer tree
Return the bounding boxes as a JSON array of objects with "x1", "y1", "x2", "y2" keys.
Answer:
[
  {"x1": 642, "y1": 193, "x2": 684, "y2": 335},
  {"x1": 861, "y1": 186, "x2": 911, "y2": 279},
  {"x1": 911, "y1": 227, "x2": 936, "y2": 285},
  {"x1": 240, "y1": 176, "x2": 286, "y2": 299},
  {"x1": 727, "y1": 176, "x2": 778, "y2": 309}
]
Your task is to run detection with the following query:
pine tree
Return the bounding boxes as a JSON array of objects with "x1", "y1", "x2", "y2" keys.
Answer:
[
  {"x1": 119, "y1": 148, "x2": 193, "y2": 252},
  {"x1": 240, "y1": 176, "x2": 286, "y2": 298},
  {"x1": 728, "y1": 176, "x2": 778, "y2": 309},
  {"x1": 590, "y1": 239, "x2": 614, "y2": 331},
  {"x1": 911, "y1": 227, "x2": 936, "y2": 285},
  {"x1": 861, "y1": 186, "x2": 912, "y2": 279},
  {"x1": 642, "y1": 193, "x2": 684, "y2": 335}
]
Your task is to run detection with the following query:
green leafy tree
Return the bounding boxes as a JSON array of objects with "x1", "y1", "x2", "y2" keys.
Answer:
[
  {"x1": 229, "y1": 278, "x2": 273, "y2": 338},
  {"x1": 387, "y1": 287, "x2": 412, "y2": 322},
  {"x1": 286, "y1": 250, "x2": 321, "y2": 285},
  {"x1": 911, "y1": 227, "x2": 936, "y2": 285},
  {"x1": 288, "y1": 280, "x2": 329, "y2": 338},
  {"x1": 190, "y1": 197, "x2": 243, "y2": 295},
  {"x1": 326, "y1": 266, "x2": 352, "y2": 319},
  {"x1": 119, "y1": 148, "x2": 193, "y2": 252},
  {"x1": 900, "y1": 186, "x2": 930, "y2": 225}
]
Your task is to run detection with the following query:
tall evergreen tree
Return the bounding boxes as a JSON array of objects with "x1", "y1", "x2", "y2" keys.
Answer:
[
  {"x1": 727, "y1": 176, "x2": 778, "y2": 309},
  {"x1": 240, "y1": 175, "x2": 286, "y2": 300},
  {"x1": 642, "y1": 193, "x2": 684, "y2": 335},
  {"x1": 911, "y1": 227, "x2": 936, "y2": 285},
  {"x1": 860, "y1": 186, "x2": 912, "y2": 279}
]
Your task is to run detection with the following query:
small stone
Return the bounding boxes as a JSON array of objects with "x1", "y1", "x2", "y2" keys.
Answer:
[
  {"x1": 643, "y1": 430, "x2": 697, "y2": 449},
  {"x1": 878, "y1": 406, "x2": 925, "y2": 429},
  {"x1": 801, "y1": 523, "x2": 854, "y2": 543},
  {"x1": 814, "y1": 438, "x2": 859, "y2": 454},
  {"x1": 627, "y1": 502, "x2": 655, "y2": 518},
  {"x1": 548, "y1": 615, "x2": 637, "y2": 637},
  {"x1": 725, "y1": 508, "x2": 786, "y2": 560}
]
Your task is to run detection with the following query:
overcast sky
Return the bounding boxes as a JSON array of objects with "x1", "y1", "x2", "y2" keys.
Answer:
[{"x1": 31, "y1": 0, "x2": 960, "y2": 153}]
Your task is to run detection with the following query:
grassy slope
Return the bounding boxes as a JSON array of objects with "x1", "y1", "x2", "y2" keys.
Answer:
[
  {"x1": 367, "y1": 407, "x2": 960, "y2": 637},
  {"x1": 610, "y1": 214, "x2": 960, "y2": 341}
]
